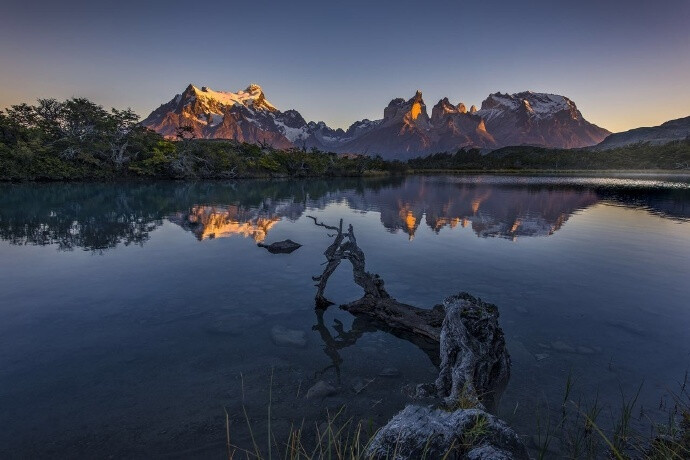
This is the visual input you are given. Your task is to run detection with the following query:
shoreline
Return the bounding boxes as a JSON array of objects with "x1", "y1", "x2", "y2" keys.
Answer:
[{"x1": 2, "y1": 169, "x2": 690, "y2": 184}]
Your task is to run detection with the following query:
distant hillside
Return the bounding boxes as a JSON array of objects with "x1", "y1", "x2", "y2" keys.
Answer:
[
  {"x1": 407, "y1": 139, "x2": 690, "y2": 171},
  {"x1": 595, "y1": 116, "x2": 690, "y2": 150}
]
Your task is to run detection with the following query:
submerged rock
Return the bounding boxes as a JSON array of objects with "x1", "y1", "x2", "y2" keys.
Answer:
[
  {"x1": 379, "y1": 367, "x2": 401, "y2": 377},
  {"x1": 576, "y1": 345, "x2": 596, "y2": 355},
  {"x1": 351, "y1": 377, "x2": 375, "y2": 394},
  {"x1": 206, "y1": 312, "x2": 263, "y2": 336},
  {"x1": 257, "y1": 239, "x2": 302, "y2": 254},
  {"x1": 305, "y1": 380, "x2": 336, "y2": 399},
  {"x1": 271, "y1": 325, "x2": 307, "y2": 347},
  {"x1": 606, "y1": 319, "x2": 646, "y2": 336},
  {"x1": 367, "y1": 405, "x2": 529, "y2": 460},
  {"x1": 547, "y1": 341, "x2": 598, "y2": 355},
  {"x1": 550, "y1": 340, "x2": 576, "y2": 353}
]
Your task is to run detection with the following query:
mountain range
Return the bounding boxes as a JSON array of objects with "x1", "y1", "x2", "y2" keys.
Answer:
[{"x1": 141, "y1": 83, "x2": 613, "y2": 159}]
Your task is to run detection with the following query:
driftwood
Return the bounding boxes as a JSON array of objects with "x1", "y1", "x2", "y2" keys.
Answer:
[
  {"x1": 309, "y1": 217, "x2": 389, "y2": 307},
  {"x1": 309, "y1": 216, "x2": 445, "y2": 342},
  {"x1": 309, "y1": 217, "x2": 510, "y2": 407}
]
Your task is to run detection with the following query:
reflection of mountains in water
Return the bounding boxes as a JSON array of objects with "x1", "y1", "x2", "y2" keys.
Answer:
[
  {"x1": 171, "y1": 206, "x2": 282, "y2": 242},
  {"x1": 341, "y1": 182, "x2": 599, "y2": 240},
  {"x1": 0, "y1": 177, "x2": 688, "y2": 250}
]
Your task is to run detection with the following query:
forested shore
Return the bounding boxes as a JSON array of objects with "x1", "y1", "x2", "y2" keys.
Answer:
[{"x1": 1, "y1": 97, "x2": 688, "y2": 181}]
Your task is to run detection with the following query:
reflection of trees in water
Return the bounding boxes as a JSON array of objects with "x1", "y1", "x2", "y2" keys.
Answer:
[
  {"x1": 0, "y1": 178, "x2": 401, "y2": 251},
  {"x1": 0, "y1": 184, "x2": 165, "y2": 251},
  {"x1": 595, "y1": 187, "x2": 690, "y2": 221},
  {"x1": 0, "y1": 177, "x2": 687, "y2": 251}
]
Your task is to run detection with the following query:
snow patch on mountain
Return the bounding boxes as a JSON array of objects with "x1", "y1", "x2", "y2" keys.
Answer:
[{"x1": 274, "y1": 119, "x2": 309, "y2": 142}]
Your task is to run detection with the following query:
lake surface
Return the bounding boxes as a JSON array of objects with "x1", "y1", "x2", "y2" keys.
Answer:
[{"x1": 1, "y1": 175, "x2": 689, "y2": 458}]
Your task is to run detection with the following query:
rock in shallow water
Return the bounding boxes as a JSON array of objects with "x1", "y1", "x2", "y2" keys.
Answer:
[
  {"x1": 606, "y1": 319, "x2": 646, "y2": 336},
  {"x1": 367, "y1": 405, "x2": 529, "y2": 460},
  {"x1": 257, "y1": 239, "x2": 302, "y2": 254},
  {"x1": 305, "y1": 380, "x2": 336, "y2": 399},
  {"x1": 550, "y1": 340, "x2": 576, "y2": 353},
  {"x1": 351, "y1": 377, "x2": 375, "y2": 394},
  {"x1": 379, "y1": 367, "x2": 401, "y2": 377},
  {"x1": 576, "y1": 345, "x2": 596, "y2": 355},
  {"x1": 271, "y1": 325, "x2": 307, "y2": 347},
  {"x1": 548, "y1": 341, "x2": 598, "y2": 355}
]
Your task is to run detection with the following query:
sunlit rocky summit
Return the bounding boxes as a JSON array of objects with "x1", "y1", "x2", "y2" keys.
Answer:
[{"x1": 142, "y1": 84, "x2": 611, "y2": 159}]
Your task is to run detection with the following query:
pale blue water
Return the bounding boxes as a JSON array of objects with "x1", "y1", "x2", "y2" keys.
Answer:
[{"x1": 0, "y1": 175, "x2": 689, "y2": 458}]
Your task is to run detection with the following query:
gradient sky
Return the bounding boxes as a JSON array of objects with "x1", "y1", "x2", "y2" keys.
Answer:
[{"x1": 1, "y1": 0, "x2": 688, "y2": 133}]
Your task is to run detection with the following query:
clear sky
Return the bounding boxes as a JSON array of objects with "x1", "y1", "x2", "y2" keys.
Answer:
[{"x1": 1, "y1": 0, "x2": 688, "y2": 133}]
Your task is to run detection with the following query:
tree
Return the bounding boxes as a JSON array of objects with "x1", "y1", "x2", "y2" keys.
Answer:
[
  {"x1": 5, "y1": 103, "x2": 41, "y2": 130},
  {"x1": 0, "y1": 112, "x2": 24, "y2": 145},
  {"x1": 33, "y1": 98, "x2": 65, "y2": 139},
  {"x1": 170, "y1": 125, "x2": 211, "y2": 176},
  {"x1": 105, "y1": 108, "x2": 140, "y2": 168},
  {"x1": 58, "y1": 98, "x2": 109, "y2": 159}
]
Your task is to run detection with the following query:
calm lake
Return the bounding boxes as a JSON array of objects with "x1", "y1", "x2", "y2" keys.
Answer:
[{"x1": 1, "y1": 175, "x2": 689, "y2": 458}]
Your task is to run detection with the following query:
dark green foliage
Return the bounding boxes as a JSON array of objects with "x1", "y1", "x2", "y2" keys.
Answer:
[
  {"x1": 408, "y1": 142, "x2": 690, "y2": 172},
  {"x1": 1, "y1": 98, "x2": 162, "y2": 180},
  {"x1": 0, "y1": 98, "x2": 403, "y2": 181}
]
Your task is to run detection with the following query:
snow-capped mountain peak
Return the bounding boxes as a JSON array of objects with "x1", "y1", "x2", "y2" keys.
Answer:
[
  {"x1": 179, "y1": 83, "x2": 277, "y2": 113},
  {"x1": 473, "y1": 91, "x2": 607, "y2": 149},
  {"x1": 477, "y1": 91, "x2": 579, "y2": 121}
]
